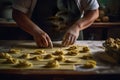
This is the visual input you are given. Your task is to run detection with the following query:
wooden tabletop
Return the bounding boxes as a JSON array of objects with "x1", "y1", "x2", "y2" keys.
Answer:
[
  {"x1": 0, "y1": 40, "x2": 119, "y2": 74},
  {"x1": 91, "y1": 22, "x2": 120, "y2": 28},
  {"x1": 0, "y1": 22, "x2": 120, "y2": 28},
  {"x1": 0, "y1": 40, "x2": 120, "y2": 80},
  {"x1": 0, "y1": 22, "x2": 17, "y2": 27}
]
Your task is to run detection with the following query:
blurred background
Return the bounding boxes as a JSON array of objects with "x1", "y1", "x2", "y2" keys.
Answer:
[{"x1": 0, "y1": 0, "x2": 120, "y2": 40}]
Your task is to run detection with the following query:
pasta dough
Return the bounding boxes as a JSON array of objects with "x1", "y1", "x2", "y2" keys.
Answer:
[
  {"x1": 66, "y1": 45, "x2": 78, "y2": 50},
  {"x1": 29, "y1": 55, "x2": 43, "y2": 61},
  {"x1": 15, "y1": 60, "x2": 33, "y2": 68},
  {"x1": 103, "y1": 37, "x2": 120, "y2": 63},
  {"x1": 66, "y1": 50, "x2": 79, "y2": 56},
  {"x1": 44, "y1": 54, "x2": 54, "y2": 59},
  {"x1": 64, "y1": 59, "x2": 78, "y2": 63},
  {"x1": 32, "y1": 50, "x2": 46, "y2": 55},
  {"x1": 3, "y1": 57, "x2": 18, "y2": 64},
  {"x1": 44, "y1": 60, "x2": 60, "y2": 68},
  {"x1": 82, "y1": 60, "x2": 96, "y2": 68},
  {"x1": 7, "y1": 49, "x2": 20, "y2": 54},
  {"x1": 80, "y1": 54, "x2": 93, "y2": 59},
  {"x1": 52, "y1": 50, "x2": 65, "y2": 56},
  {"x1": 19, "y1": 53, "x2": 31, "y2": 59},
  {"x1": 54, "y1": 55, "x2": 66, "y2": 62},
  {"x1": 0, "y1": 53, "x2": 12, "y2": 59},
  {"x1": 0, "y1": 42, "x2": 95, "y2": 70},
  {"x1": 80, "y1": 46, "x2": 90, "y2": 53}
]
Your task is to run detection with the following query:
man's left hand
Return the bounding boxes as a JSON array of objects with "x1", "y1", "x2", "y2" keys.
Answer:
[{"x1": 62, "y1": 24, "x2": 80, "y2": 46}]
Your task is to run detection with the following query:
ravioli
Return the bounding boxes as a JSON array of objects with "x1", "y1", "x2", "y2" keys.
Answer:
[
  {"x1": 29, "y1": 55, "x2": 43, "y2": 61},
  {"x1": 3, "y1": 57, "x2": 18, "y2": 64},
  {"x1": 7, "y1": 49, "x2": 20, "y2": 54},
  {"x1": 0, "y1": 53, "x2": 12, "y2": 59},
  {"x1": 15, "y1": 60, "x2": 33, "y2": 68},
  {"x1": 19, "y1": 53, "x2": 31, "y2": 59},
  {"x1": 44, "y1": 60, "x2": 60, "y2": 68}
]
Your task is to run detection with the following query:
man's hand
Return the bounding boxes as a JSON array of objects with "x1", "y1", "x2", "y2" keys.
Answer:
[
  {"x1": 62, "y1": 24, "x2": 80, "y2": 46},
  {"x1": 33, "y1": 31, "x2": 53, "y2": 48}
]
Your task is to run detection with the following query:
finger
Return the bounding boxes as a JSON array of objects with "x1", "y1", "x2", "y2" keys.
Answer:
[
  {"x1": 67, "y1": 35, "x2": 73, "y2": 45},
  {"x1": 49, "y1": 40, "x2": 53, "y2": 48},
  {"x1": 62, "y1": 34, "x2": 67, "y2": 46},
  {"x1": 69, "y1": 35, "x2": 76, "y2": 45},
  {"x1": 62, "y1": 39, "x2": 66, "y2": 47},
  {"x1": 71, "y1": 36, "x2": 76, "y2": 45},
  {"x1": 63, "y1": 39, "x2": 69, "y2": 47},
  {"x1": 36, "y1": 39, "x2": 43, "y2": 48},
  {"x1": 41, "y1": 34, "x2": 49, "y2": 47},
  {"x1": 62, "y1": 33, "x2": 70, "y2": 47},
  {"x1": 46, "y1": 35, "x2": 53, "y2": 48},
  {"x1": 65, "y1": 35, "x2": 72, "y2": 46}
]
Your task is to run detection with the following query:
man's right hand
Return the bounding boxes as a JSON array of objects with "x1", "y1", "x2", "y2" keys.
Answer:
[
  {"x1": 12, "y1": 9, "x2": 53, "y2": 48},
  {"x1": 33, "y1": 31, "x2": 53, "y2": 48}
]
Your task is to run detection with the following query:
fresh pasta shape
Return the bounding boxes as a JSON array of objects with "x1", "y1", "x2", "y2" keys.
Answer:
[
  {"x1": 15, "y1": 60, "x2": 33, "y2": 68},
  {"x1": 44, "y1": 60, "x2": 60, "y2": 68}
]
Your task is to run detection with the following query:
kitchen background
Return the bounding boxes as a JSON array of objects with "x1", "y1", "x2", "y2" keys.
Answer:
[{"x1": 0, "y1": 0, "x2": 120, "y2": 40}]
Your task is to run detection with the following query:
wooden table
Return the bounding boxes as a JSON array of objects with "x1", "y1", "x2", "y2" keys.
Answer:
[
  {"x1": 1, "y1": 22, "x2": 120, "y2": 40},
  {"x1": 91, "y1": 22, "x2": 120, "y2": 28},
  {"x1": 0, "y1": 40, "x2": 120, "y2": 80},
  {"x1": 0, "y1": 22, "x2": 120, "y2": 28},
  {"x1": 0, "y1": 21, "x2": 119, "y2": 28},
  {"x1": 0, "y1": 22, "x2": 17, "y2": 27}
]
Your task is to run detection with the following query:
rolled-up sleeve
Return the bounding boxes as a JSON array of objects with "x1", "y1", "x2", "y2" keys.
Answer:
[
  {"x1": 80, "y1": 0, "x2": 99, "y2": 11},
  {"x1": 12, "y1": 0, "x2": 31, "y2": 13}
]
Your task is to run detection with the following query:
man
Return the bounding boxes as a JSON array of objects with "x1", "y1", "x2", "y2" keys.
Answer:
[{"x1": 12, "y1": 0, "x2": 99, "y2": 48}]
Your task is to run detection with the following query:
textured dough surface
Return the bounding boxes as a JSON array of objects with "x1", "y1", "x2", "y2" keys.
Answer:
[{"x1": 0, "y1": 42, "x2": 94, "y2": 70}]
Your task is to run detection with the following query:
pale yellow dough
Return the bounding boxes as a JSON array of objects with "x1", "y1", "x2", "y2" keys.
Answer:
[
  {"x1": 82, "y1": 60, "x2": 96, "y2": 68},
  {"x1": 66, "y1": 50, "x2": 79, "y2": 56},
  {"x1": 54, "y1": 55, "x2": 66, "y2": 62},
  {"x1": 0, "y1": 53, "x2": 12, "y2": 59},
  {"x1": 32, "y1": 50, "x2": 46, "y2": 55},
  {"x1": 29, "y1": 55, "x2": 43, "y2": 61},
  {"x1": 80, "y1": 46, "x2": 90, "y2": 53},
  {"x1": 15, "y1": 60, "x2": 33, "y2": 68},
  {"x1": 66, "y1": 45, "x2": 78, "y2": 50},
  {"x1": 3, "y1": 57, "x2": 18, "y2": 64},
  {"x1": 80, "y1": 54, "x2": 93, "y2": 59},
  {"x1": 44, "y1": 54, "x2": 54, "y2": 59},
  {"x1": 19, "y1": 53, "x2": 31, "y2": 59},
  {"x1": 44, "y1": 60, "x2": 60, "y2": 68},
  {"x1": 64, "y1": 59, "x2": 78, "y2": 63},
  {"x1": 8, "y1": 49, "x2": 20, "y2": 54},
  {"x1": 52, "y1": 50, "x2": 65, "y2": 56}
]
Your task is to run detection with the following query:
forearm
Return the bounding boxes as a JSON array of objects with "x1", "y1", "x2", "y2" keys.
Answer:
[
  {"x1": 75, "y1": 9, "x2": 99, "y2": 31},
  {"x1": 12, "y1": 9, "x2": 42, "y2": 36}
]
